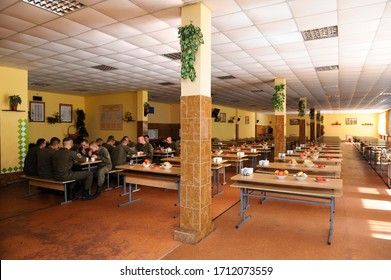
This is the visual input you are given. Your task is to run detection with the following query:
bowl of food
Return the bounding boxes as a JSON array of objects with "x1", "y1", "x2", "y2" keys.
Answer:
[
  {"x1": 304, "y1": 159, "x2": 314, "y2": 168},
  {"x1": 294, "y1": 171, "x2": 308, "y2": 181},
  {"x1": 310, "y1": 154, "x2": 319, "y2": 159},
  {"x1": 289, "y1": 159, "x2": 297, "y2": 166},
  {"x1": 240, "y1": 167, "x2": 253, "y2": 176},
  {"x1": 142, "y1": 159, "x2": 151, "y2": 168},
  {"x1": 161, "y1": 161, "x2": 172, "y2": 169},
  {"x1": 275, "y1": 170, "x2": 288, "y2": 179},
  {"x1": 300, "y1": 153, "x2": 307, "y2": 159}
]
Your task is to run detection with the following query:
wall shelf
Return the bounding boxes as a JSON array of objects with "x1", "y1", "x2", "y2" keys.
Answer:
[
  {"x1": 2, "y1": 109, "x2": 26, "y2": 112},
  {"x1": 361, "y1": 123, "x2": 373, "y2": 126},
  {"x1": 331, "y1": 123, "x2": 341, "y2": 126}
]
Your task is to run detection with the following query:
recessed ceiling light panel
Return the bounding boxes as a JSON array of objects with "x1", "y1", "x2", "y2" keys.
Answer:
[
  {"x1": 161, "y1": 52, "x2": 181, "y2": 60},
  {"x1": 91, "y1": 65, "x2": 118, "y2": 71},
  {"x1": 22, "y1": 0, "x2": 85, "y2": 16},
  {"x1": 217, "y1": 75, "x2": 236, "y2": 80},
  {"x1": 301, "y1": 25, "x2": 338, "y2": 41},
  {"x1": 315, "y1": 65, "x2": 339, "y2": 71}
]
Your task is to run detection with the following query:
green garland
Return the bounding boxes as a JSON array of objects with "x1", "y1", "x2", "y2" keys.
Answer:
[
  {"x1": 178, "y1": 21, "x2": 204, "y2": 82},
  {"x1": 309, "y1": 108, "x2": 315, "y2": 120},
  {"x1": 316, "y1": 112, "x2": 321, "y2": 122},
  {"x1": 273, "y1": 84, "x2": 285, "y2": 111},
  {"x1": 298, "y1": 99, "x2": 305, "y2": 118},
  {"x1": 47, "y1": 112, "x2": 60, "y2": 124}
]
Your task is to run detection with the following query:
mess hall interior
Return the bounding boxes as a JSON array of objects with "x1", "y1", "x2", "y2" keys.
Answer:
[{"x1": 1, "y1": 0, "x2": 391, "y2": 260}]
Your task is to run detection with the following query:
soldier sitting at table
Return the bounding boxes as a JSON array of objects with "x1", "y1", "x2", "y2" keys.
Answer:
[
  {"x1": 144, "y1": 135, "x2": 156, "y2": 149},
  {"x1": 137, "y1": 135, "x2": 154, "y2": 161},
  {"x1": 102, "y1": 136, "x2": 116, "y2": 155},
  {"x1": 111, "y1": 138, "x2": 137, "y2": 167},
  {"x1": 23, "y1": 138, "x2": 46, "y2": 176},
  {"x1": 37, "y1": 137, "x2": 60, "y2": 179},
  {"x1": 89, "y1": 141, "x2": 112, "y2": 197},
  {"x1": 52, "y1": 137, "x2": 94, "y2": 200},
  {"x1": 95, "y1": 138, "x2": 103, "y2": 147},
  {"x1": 164, "y1": 136, "x2": 179, "y2": 156}
]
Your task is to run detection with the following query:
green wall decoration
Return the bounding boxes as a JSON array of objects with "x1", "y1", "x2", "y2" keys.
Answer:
[
  {"x1": 309, "y1": 108, "x2": 315, "y2": 120},
  {"x1": 298, "y1": 99, "x2": 305, "y2": 118},
  {"x1": 1, "y1": 119, "x2": 28, "y2": 174},
  {"x1": 273, "y1": 84, "x2": 285, "y2": 111},
  {"x1": 178, "y1": 21, "x2": 204, "y2": 82}
]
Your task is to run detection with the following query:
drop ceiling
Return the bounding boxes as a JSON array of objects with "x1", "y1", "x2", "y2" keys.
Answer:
[{"x1": 1, "y1": 0, "x2": 391, "y2": 112}]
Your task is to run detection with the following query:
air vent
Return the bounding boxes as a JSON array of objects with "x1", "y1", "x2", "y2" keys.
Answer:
[
  {"x1": 301, "y1": 25, "x2": 338, "y2": 41},
  {"x1": 315, "y1": 65, "x2": 339, "y2": 71},
  {"x1": 218, "y1": 75, "x2": 236, "y2": 80},
  {"x1": 22, "y1": 0, "x2": 85, "y2": 16},
  {"x1": 30, "y1": 82, "x2": 50, "y2": 87},
  {"x1": 72, "y1": 88, "x2": 88, "y2": 92},
  {"x1": 91, "y1": 65, "x2": 118, "y2": 71},
  {"x1": 161, "y1": 52, "x2": 181, "y2": 60},
  {"x1": 158, "y1": 82, "x2": 175, "y2": 86},
  {"x1": 251, "y1": 89, "x2": 264, "y2": 93}
]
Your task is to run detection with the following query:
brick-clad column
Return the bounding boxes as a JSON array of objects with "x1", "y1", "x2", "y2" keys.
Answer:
[
  {"x1": 299, "y1": 97, "x2": 307, "y2": 144},
  {"x1": 136, "y1": 90, "x2": 148, "y2": 136},
  {"x1": 274, "y1": 78, "x2": 286, "y2": 155},
  {"x1": 174, "y1": 2, "x2": 214, "y2": 244},
  {"x1": 310, "y1": 108, "x2": 315, "y2": 141}
]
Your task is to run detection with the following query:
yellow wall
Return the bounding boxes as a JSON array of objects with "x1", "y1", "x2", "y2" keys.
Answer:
[
  {"x1": 237, "y1": 109, "x2": 256, "y2": 139},
  {"x1": 28, "y1": 90, "x2": 85, "y2": 142},
  {"x1": 0, "y1": 66, "x2": 28, "y2": 172},
  {"x1": 322, "y1": 113, "x2": 380, "y2": 140},
  {"x1": 286, "y1": 114, "x2": 311, "y2": 138},
  {"x1": 148, "y1": 102, "x2": 180, "y2": 124},
  {"x1": 211, "y1": 104, "x2": 236, "y2": 140},
  {"x1": 85, "y1": 92, "x2": 138, "y2": 142}
]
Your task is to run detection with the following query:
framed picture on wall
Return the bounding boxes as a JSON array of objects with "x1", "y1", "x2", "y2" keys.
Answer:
[
  {"x1": 60, "y1": 104, "x2": 73, "y2": 123},
  {"x1": 290, "y1": 119, "x2": 300, "y2": 125},
  {"x1": 29, "y1": 101, "x2": 45, "y2": 122},
  {"x1": 245, "y1": 116, "x2": 250, "y2": 124},
  {"x1": 220, "y1": 113, "x2": 226, "y2": 122},
  {"x1": 345, "y1": 118, "x2": 357, "y2": 125}
]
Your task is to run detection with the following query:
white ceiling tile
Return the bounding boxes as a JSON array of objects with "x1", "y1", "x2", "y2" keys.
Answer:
[
  {"x1": 66, "y1": 7, "x2": 117, "y2": 28},
  {"x1": 0, "y1": 13, "x2": 35, "y2": 32},
  {"x1": 152, "y1": 7, "x2": 181, "y2": 27},
  {"x1": 202, "y1": 0, "x2": 242, "y2": 17},
  {"x1": 212, "y1": 32, "x2": 232, "y2": 45},
  {"x1": 235, "y1": 38, "x2": 270, "y2": 49},
  {"x1": 236, "y1": 0, "x2": 285, "y2": 10},
  {"x1": 212, "y1": 42, "x2": 242, "y2": 53},
  {"x1": 223, "y1": 26, "x2": 263, "y2": 42},
  {"x1": 65, "y1": 50, "x2": 98, "y2": 60},
  {"x1": 53, "y1": 54, "x2": 80, "y2": 63},
  {"x1": 289, "y1": 0, "x2": 337, "y2": 17},
  {"x1": 128, "y1": 48, "x2": 155, "y2": 58},
  {"x1": 0, "y1": 0, "x2": 18, "y2": 10},
  {"x1": 125, "y1": 34, "x2": 163, "y2": 48},
  {"x1": 92, "y1": 0, "x2": 147, "y2": 21},
  {"x1": 24, "y1": 26, "x2": 68, "y2": 41},
  {"x1": 259, "y1": 19, "x2": 298, "y2": 35},
  {"x1": 0, "y1": 47, "x2": 16, "y2": 57},
  {"x1": 124, "y1": 15, "x2": 170, "y2": 33},
  {"x1": 143, "y1": 44, "x2": 178, "y2": 55},
  {"x1": 245, "y1": 3, "x2": 293, "y2": 24},
  {"x1": 221, "y1": 51, "x2": 250, "y2": 60},
  {"x1": 0, "y1": 26, "x2": 17, "y2": 38},
  {"x1": 338, "y1": 0, "x2": 387, "y2": 10},
  {"x1": 74, "y1": 30, "x2": 117, "y2": 47},
  {"x1": 82, "y1": 47, "x2": 116, "y2": 56},
  {"x1": 246, "y1": 46, "x2": 278, "y2": 56},
  {"x1": 339, "y1": 3, "x2": 386, "y2": 24},
  {"x1": 42, "y1": 18, "x2": 91, "y2": 36},
  {"x1": 148, "y1": 28, "x2": 179, "y2": 44},
  {"x1": 41, "y1": 41, "x2": 82, "y2": 52},
  {"x1": 102, "y1": 40, "x2": 139, "y2": 53},
  {"x1": 6, "y1": 33, "x2": 48, "y2": 47},
  {"x1": 265, "y1": 32, "x2": 303, "y2": 45},
  {"x1": 0, "y1": 39, "x2": 31, "y2": 51},
  {"x1": 212, "y1": 12, "x2": 253, "y2": 31},
  {"x1": 98, "y1": 22, "x2": 142, "y2": 39},
  {"x1": 294, "y1": 12, "x2": 337, "y2": 30},
  {"x1": 3, "y1": 1, "x2": 58, "y2": 24},
  {"x1": 304, "y1": 37, "x2": 338, "y2": 49},
  {"x1": 339, "y1": 19, "x2": 380, "y2": 36},
  {"x1": 128, "y1": 0, "x2": 182, "y2": 13}
]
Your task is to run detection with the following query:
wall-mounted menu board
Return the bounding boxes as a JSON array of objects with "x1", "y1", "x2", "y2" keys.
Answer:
[{"x1": 100, "y1": 104, "x2": 123, "y2": 130}]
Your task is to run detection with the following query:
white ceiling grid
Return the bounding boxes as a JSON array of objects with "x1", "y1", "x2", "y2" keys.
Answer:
[{"x1": 0, "y1": 0, "x2": 390, "y2": 111}]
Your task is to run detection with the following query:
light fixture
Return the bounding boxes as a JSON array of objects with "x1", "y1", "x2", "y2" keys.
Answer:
[
  {"x1": 161, "y1": 52, "x2": 181, "y2": 60},
  {"x1": 91, "y1": 65, "x2": 118, "y2": 71},
  {"x1": 237, "y1": 117, "x2": 241, "y2": 122},
  {"x1": 315, "y1": 65, "x2": 339, "y2": 71},
  {"x1": 217, "y1": 75, "x2": 236, "y2": 80},
  {"x1": 301, "y1": 26, "x2": 338, "y2": 41},
  {"x1": 22, "y1": 0, "x2": 85, "y2": 16}
]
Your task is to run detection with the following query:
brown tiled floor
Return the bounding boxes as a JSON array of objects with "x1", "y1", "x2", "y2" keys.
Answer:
[{"x1": 1, "y1": 142, "x2": 391, "y2": 260}]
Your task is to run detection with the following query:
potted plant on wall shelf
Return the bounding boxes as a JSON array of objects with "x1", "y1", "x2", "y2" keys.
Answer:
[
  {"x1": 9, "y1": 95, "x2": 22, "y2": 111},
  {"x1": 47, "y1": 112, "x2": 60, "y2": 124},
  {"x1": 123, "y1": 112, "x2": 133, "y2": 122},
  {"x1": 143, "y1": 102, "x2": 150, "y2": 117}
]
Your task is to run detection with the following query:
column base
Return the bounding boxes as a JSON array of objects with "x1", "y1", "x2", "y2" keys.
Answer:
[{"x1": 174, "y1": 223, "x2": 215, "y2": 244}]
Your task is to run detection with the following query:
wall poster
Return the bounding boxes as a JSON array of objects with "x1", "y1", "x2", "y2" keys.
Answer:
[{"x1": 100, "y1": 104, "x2": 123, "y2": 130}]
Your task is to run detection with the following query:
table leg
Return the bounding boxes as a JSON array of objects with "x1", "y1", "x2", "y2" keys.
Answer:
[
  {"x1": 327, "y1": 197, "x2": 335, "y2": 245},
  {"x1": 222, "y1": 166, "x2": 227, "y2": 185},
  {"x1": 213, "y1": 168, "x2": 224, "y2": 198},
  {"x1": 236, "y1": 188, "x2": 251, "y2": 228},
  {"x1": 119, "y1": 182, "x2": 140, "y2": 207},
  {"x1": 61, "y1": 183, "x2": 72, "y2": 205}
]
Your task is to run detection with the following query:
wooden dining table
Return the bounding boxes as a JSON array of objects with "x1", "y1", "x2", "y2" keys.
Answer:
[
  {"x1": 231, "y1": 172, "x2": 343, "y2": 245},
  {"x1": 275, "y1": 156, "x2": 343, "y2": 165}
]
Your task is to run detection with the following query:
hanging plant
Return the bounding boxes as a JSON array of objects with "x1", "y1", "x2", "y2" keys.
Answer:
[
  {"x1": 123, "y1": 112, "x2": 133, "y2": 122},
  {"x1": 47, "y1": 112, "x2": 60, "y2": 124},
  {"x1": 309, "y1": 108, "x2": 315, "y2": 120},
  {"x1": 316, "y1": 112, "x2": 321, "y2": 122},
  {"x1": 298, "y1": 99, "x2": 305, "y2": 118},
  {"x1": 143, "y1": 102, "x2": 150, "y2": 117},
  {"x1": 178, "y1": 21, "x2": 204, "y2": 82},
  {"x1": 320, "y1": 115, "x2": 324, "y2": 124},
  {"x1": 273, "y1": 84, "x2": 285, "y2": 111}
]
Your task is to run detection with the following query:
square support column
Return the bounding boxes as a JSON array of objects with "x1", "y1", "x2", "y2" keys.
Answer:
[
  {"x1": 298, "y1": 97, "x2": 307, "y2": 145},
  {"x1": 136, "y1": 90, "x2": 148, "y2": 136},
  {"x1": 274, "y1": 78, "x2": 286, "y2": 155}
]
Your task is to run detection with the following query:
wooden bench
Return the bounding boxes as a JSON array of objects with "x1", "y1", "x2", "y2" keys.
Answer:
[{"x1": 21, "y1": 175, "x2": 76, "y2": 205}]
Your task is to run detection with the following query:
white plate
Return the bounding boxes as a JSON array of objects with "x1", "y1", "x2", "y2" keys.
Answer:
[{"x1": 314, "y1": 178, "x2": 330, "y2": 183}]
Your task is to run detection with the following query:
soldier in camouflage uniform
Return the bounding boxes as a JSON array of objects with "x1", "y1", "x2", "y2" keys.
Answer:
[
  {"x1": 89, "y1": 141, "x2": 112, "y2": 197},
  {"x1": 37, "y1": 137, "x2": 60, "y2": 179},
  {"x1": 137, "y1": 136, "x2": 154, "y2": 162},
  {"x1": 52, "y1": 137, "x2": 94, "y2": 200}
]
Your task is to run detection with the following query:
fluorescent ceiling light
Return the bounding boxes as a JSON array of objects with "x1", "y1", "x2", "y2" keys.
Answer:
[
  {"x1": 22, "y1": 0, "x2": 85, "y2": 16},
  {"x1": 301, "y1": 26, "x2": 338, "y2": 41}
]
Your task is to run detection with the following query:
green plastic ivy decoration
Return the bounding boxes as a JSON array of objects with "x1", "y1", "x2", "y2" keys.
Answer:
[
  {"x1": 309, "y1": 108, "x2": 315, "y2": 120},
  {"x1": 316, "y1": 112, "x2": 321, "y2": 122},
  {"x1": 273, "y1": 84, "x2": 285, "y2": 111},
  {"x1": 298, "y1": 99, "x2": 306, "y2": 118},
  {"x1": 178, "y1": 21, "x2": 204, "y2": 82}
]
